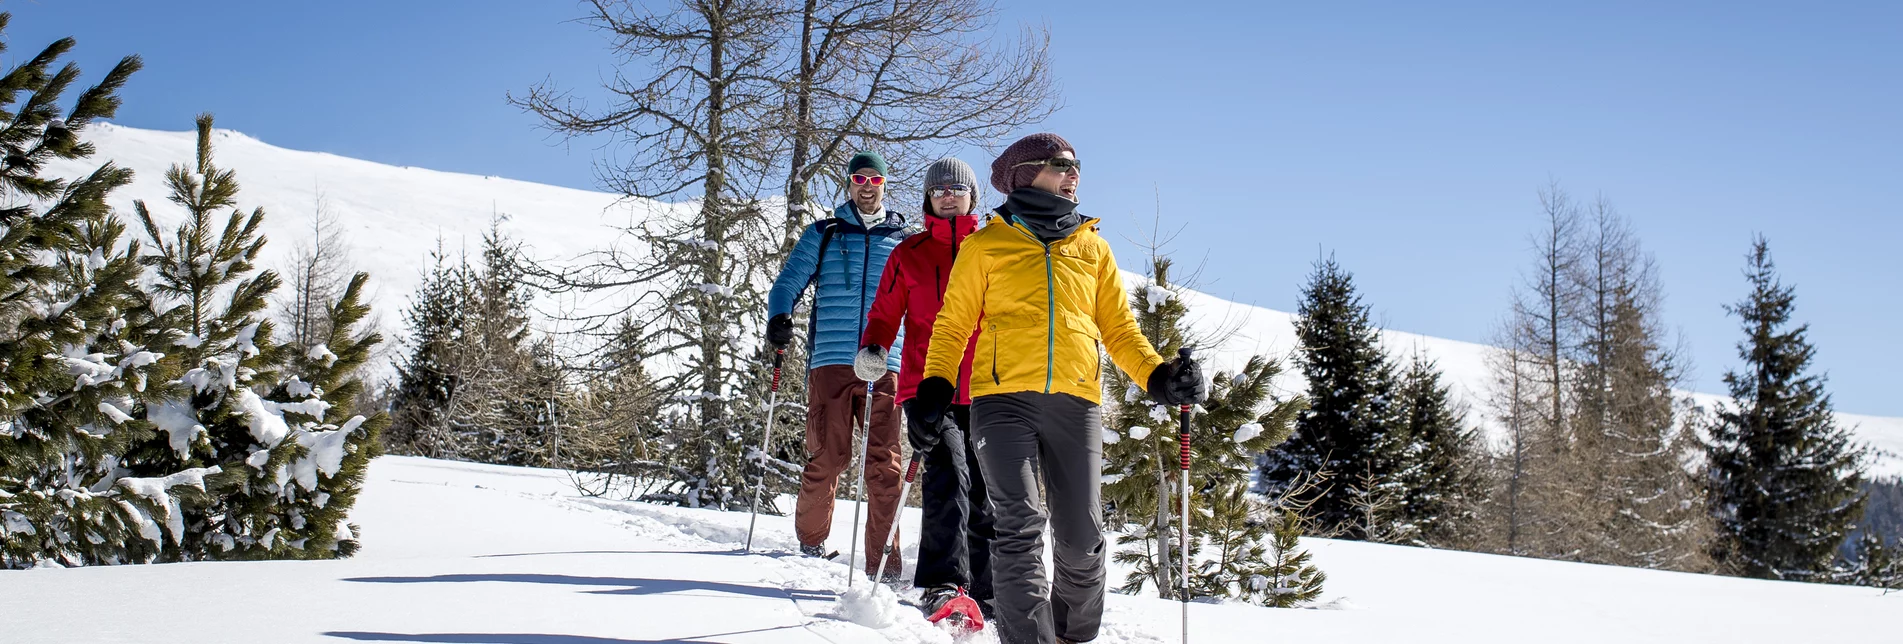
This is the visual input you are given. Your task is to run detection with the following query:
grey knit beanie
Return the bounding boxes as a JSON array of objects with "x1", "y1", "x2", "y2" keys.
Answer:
[
  {"x1": 990, "y1": 133, "x2": 1074, "y2": 194},
  {"x1": 924, "y1": 157, "x2": 979, "y2": 190}
]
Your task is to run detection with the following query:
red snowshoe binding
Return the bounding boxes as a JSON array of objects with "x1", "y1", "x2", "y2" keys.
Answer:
[{"x1": 920, "y1": 584, "x2": 985, "y2": 632}]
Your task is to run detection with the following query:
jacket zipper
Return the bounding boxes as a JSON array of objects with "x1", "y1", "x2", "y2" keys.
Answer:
[
  {"x1": 1043, "y1": 245, "x2": 1054, "y2": 394},
  {"x1": 1006, "y1": 217, "x2": 1060, "y2": 394}
]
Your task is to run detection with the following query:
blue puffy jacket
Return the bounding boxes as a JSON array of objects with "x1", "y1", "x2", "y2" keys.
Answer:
[{"x1": 768, "y1": 202, "x2": 911, "y2": 371}]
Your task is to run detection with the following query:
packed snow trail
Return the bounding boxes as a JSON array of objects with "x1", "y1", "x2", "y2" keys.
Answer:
[{"x1": 1, "y1": 456, "x2": 1895, "y2": 643}]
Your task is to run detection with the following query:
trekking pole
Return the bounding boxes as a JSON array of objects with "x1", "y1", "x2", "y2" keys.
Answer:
[
  {"x1": 871, "y1": 453, "x2": 923, "y2": 583},
  {"x1": 744, "y1": 348, "x2": 787, "y2": 554},
  {"x1": 1176, "y1": 347, "x2": 1194, "y2": 644},
  {"x1": 847, "y1": 378, "x2": 876, "y2": 586}
]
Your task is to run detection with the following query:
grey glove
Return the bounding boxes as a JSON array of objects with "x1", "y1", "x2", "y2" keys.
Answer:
[{"x1": 853, "y1": 344, "x2": 888, "y2": 382}]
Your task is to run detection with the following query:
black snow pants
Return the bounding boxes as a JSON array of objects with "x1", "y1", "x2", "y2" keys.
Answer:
[
  {"x1": 913, "y1": 404, "x2": 996, "y2": 604},
  {"x1": 972, "y1": 391, "x2": 1105, "y2": 644}
]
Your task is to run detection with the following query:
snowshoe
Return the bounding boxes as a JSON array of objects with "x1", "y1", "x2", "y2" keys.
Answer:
[
  {"x1": 919, "y1": 584, "x2": 985, "y2": 633},
  {"x1": 800, "y1": 544, "x2": 839, "y2": 560}
]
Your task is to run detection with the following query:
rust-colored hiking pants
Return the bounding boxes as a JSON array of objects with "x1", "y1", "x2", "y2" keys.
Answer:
[{"x1": 796, "y1": 365, "x2": 903, "y2": 575}]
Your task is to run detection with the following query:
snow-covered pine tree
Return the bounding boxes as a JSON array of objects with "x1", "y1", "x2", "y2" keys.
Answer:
[
  {"x1": 129, "y1": 114, "x2": 378, "y2": 560},
  {"x1": 1259, "y1": 509, "x2": 1327, "y2": 608},
  {"x1": 129, "y1": 114, "x2": 291, "y2": 560},
  {"x1": 1102, "y1": 256, "x2": 1308, "y2": 605},
  {"x1": 1261, "y1": 255, "x2": 1409, "y2": 540},
  {"x1": 264, "y1": 272, "x2": 385, "y2": 557},
  {"x1": 1179, "y1": 356, "x2": 1303, "y2": 604},
  {"x1": 0, "y1": 24, "x2": 210, "y2": 568},
  {"x1": 1392, "y1": 352, "x2": 1488, "y2": 549},
  {"x1": 1103, "y1": 257, "x2": 1191, "y2": 595},
  {"x1": 1704, "y1": 236, "x2": 1867, "y2": 581}
]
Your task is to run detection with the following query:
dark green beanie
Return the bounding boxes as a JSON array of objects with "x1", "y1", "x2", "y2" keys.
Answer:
[{"x1": 848, "y1": 151, "x2": 889, "y2": 176}]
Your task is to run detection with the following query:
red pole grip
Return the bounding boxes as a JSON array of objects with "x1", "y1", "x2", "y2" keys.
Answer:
[
  {"x1": 1178, "y1": 404, "x2": 1192, "y2": 470},
  {"x1": 904, "y1": 457, "x2": 921, "y2": 483}
]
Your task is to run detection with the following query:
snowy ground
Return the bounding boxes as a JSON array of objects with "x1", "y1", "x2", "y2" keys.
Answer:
[{"x1": 3, "y1": 456, "x2": 1894, "y2": 643}]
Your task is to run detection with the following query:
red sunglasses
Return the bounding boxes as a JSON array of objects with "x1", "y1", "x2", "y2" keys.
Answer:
[{"x1": 850, "y1": 174, "x2": 886, "y2": 186}]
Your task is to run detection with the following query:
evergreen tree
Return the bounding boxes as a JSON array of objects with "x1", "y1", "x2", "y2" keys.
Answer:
[
  {"x1": 1258, "y1": 510, "x2": 1327, "y2": 608},
  {"x1": 264, "y1": 273, "x2": 386, "y2": 557},
  {"x1": 0, "y1": 21, "x2": 197, "y2": 568},
  {"x1": 1261, "y1": 256, "x2": 1407, "y2": 540},
  {"x1": 128, "y1": 114, "x2": 380, "y2": 560},
  {"x1": 444, "y1": 224, "x2": 563, "y2": 467},
  {"x1": 1392, "y1": 353, "x2": 1488, "y2": 548},
  {"x1": 1102, "y1": 257, "x2": 1192, "y2": 595},
  {"x1": 1102, "y1": 256, "x2": 1308, "y2": 606},
  {"x1": 387, "y1": 245, "x2": 466, "y2": 457},
  {"x1": 386, "y1": 225, "x2": 562, "y2": 467},
  {"x1": 1840, "y1": 531, "x2": 1900, "y2": 590},
  {"x1": 129, "y1": 114, "x2": 292, "y2": 559},
  {"x1": 1704, "y1": 236, "x2": 1866, "y2": 581},
  {"x1": 1846, "y1": 476, "x2": 1903, "y2": 562}
]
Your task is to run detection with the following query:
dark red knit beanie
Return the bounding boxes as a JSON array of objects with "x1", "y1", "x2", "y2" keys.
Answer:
[{"x1": 990, "y1": 133, "x2": 1074, "y2": 194}]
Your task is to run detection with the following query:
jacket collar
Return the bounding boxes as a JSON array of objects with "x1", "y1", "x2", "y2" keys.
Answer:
[
  {"x1": 991, "y1": 210, "x2": 1099, "y2": 244},
  {"x1": 833, "y1": 202, "x2": 902, "y2": 230},
  {"x1": 923, "y1": 213, "x2": 976, "y2": 244}
]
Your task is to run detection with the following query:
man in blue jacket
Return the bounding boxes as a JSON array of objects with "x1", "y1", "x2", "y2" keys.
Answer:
[{"x1": 766, "y1": 151, "x2": 911, "y2": 581}]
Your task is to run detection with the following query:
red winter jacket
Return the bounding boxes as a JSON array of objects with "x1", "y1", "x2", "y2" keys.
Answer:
[{"x1": 861, "y1": 213, "x2": 980, "y2": 405}]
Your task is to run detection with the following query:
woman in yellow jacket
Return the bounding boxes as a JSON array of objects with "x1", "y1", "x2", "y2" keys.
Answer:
[{"x1": 908, "y1": 133, "x2": 1207, "y2": 644}]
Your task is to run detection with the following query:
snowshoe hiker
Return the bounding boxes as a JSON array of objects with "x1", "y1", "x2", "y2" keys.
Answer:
[
  {"x1": 856, "y1": 157, "x2": 997, "y2": 615},
  {"x1": 767, "y1": 151, "x2": 911, "y2": 577},
  {"x1": 909, "y1": 133, "x2": 1207, "y2": 644}
]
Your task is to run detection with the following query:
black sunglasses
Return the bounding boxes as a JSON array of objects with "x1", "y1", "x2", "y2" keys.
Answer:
[{"x1": 1011, "y1": 157, "x2": 1082, "y2": 174}]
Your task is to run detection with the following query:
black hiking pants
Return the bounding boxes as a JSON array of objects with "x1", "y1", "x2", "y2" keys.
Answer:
[
  {"x1": 972, "y1": 392, "x2": 1105, "y2": 644},
  {"x1": 913, "y1": 405, "x2": 996, "y2": 603}
]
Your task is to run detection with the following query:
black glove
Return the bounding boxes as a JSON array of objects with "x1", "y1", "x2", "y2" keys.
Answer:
[
  {"x1": 1147, "y1": 356, "x2": 1207, "y2": 407},
  {"x1": 911, "y1": 376, "x2": 955, "y2": 428},
  {"x1": 903, "y1": 399, "x2": 946, "y2": 453},
  {"x1": 767, "y1": 314, "x2": 795, "y2": 348}
]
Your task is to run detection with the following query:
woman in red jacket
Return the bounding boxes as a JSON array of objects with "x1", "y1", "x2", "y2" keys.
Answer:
[{"x1": 857, "y1": 158, "x2": 994, "y2": 617}]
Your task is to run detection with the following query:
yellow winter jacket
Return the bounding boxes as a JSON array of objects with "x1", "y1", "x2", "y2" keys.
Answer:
[{"x1": 923, "y1": 213, "x2": 1165, "y2": 405}]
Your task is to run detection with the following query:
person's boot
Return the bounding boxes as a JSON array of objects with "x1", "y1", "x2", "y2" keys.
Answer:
[
  {"x1": 918, "y1": 584, "x2": 961, "y2": 618},
  {"x1": 799, "y1": 543, "x2": 827, "y2": 558}
]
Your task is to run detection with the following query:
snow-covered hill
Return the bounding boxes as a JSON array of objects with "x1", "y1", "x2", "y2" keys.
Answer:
[
  {"x1": 2, "y1": 456, "x2": 1893, "y2": 643},
  {"x1": 45, "y1": 123, "x2": 1903, "y2": 476}
]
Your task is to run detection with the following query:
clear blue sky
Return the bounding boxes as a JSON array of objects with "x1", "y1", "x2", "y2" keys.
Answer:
[{"x1": 10, "y1": 1, "x2": 1900, "y2": 415}]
